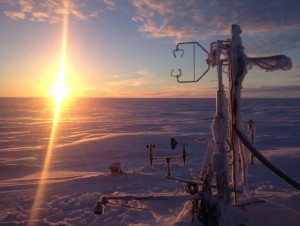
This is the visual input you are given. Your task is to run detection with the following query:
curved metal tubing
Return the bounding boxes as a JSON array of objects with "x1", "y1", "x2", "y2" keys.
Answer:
[
  {"x1": 175, "y1": 41, "x2": 209, "y2": 54},
  {"x1": 170, "y1": 69, "x2": 182, "y2": 78},
  {"x1": 173, "y1": 48, "x2": 184, "y2": 58},
  {"x1": 175, "y1": 65, "x2": 210, "y2": 83},
  {"x1": 172, "y1": 42, "x2": 210, "y2": 83}
]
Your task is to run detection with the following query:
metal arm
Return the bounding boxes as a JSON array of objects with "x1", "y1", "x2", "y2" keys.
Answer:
[
  {"x1": 175, "y1": 42, "x2": 209, "y2": 55},
  {"x1": 171, "y1": 42, "x2": 210, "y2": 83}
]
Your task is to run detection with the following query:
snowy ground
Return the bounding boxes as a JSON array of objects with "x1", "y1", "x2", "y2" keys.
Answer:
[
  {"x1": 0, "y1": 98, "x2": 299, "y2": 225},
  {"x1": 0, "y1": 133, "x2": 299, "y2": 226}
]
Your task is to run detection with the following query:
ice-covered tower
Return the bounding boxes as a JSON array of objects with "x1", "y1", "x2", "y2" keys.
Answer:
[{"x1": 173, "y1": 24, "x2": 297, "y2": 205}]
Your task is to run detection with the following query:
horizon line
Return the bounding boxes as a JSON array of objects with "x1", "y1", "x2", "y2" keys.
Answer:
[{"x1": 0, "y1": 96, "x2": 299, "y2": 99}]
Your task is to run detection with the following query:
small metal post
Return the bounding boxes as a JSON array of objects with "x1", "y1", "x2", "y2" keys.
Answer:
[
  {"x1": 166, "y1": 158, "x2": 171, "y2": 178},
  {"x1": 146, "y1": 144, "x2": 155, "y2": 167},
  {"x1": 182, "y1": 144, "x2": 187, "y2": 165},
  {"x1": 247, "y1": 120, "x2": 255, "y2": 164}
]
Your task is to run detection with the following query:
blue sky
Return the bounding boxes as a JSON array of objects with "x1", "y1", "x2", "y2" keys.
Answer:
[{"x1": 0, "y1": 0, "x2": 299, "y2": 98}]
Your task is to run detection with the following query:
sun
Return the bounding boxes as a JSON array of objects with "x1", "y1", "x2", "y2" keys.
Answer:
[
  {"x1": 49, "y1": 6, "x2": 69, "y2": 104},
  {"x1": 50, "y1": 72, "x2": 69, "y2": 104}
]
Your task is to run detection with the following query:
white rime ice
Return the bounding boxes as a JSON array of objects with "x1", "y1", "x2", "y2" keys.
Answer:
[
  {"x1": 203, "y1": 23, "x2": 295, "y2": 208},
  {"x1": 228, "y1": 24, "x2": 251, "y2": 200}
]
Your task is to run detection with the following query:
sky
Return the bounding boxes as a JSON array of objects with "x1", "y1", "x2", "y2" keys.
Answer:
[{"x1": 0, "y1": 0, "x2": 300, "y2": 98}]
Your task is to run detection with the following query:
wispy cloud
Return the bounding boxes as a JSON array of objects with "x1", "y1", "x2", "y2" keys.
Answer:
[
  {"x1": 287, "y1": 74, "x2": 300, "y2": 83},
  {"x1": 1, "y1": 0, "x2": 101, "y2": 23},
  {"x1": 2, "y1": 0, "x2": 299, "y2": 54},
  {"x1": 136, "y1": 68, "x2": 157, "y2": 77},
  {"x1": 106, "y1": 68, "x2": 156, "y2": 89},
  {"x1": 130, "y1": 0, "x2": 300, "y2": 53},
  {"x1": 3, "y1": 11, "x2": 25, "y2": 20},
  {"x1": 244, "y1": 85, "x2": 300, "y2": 97}
]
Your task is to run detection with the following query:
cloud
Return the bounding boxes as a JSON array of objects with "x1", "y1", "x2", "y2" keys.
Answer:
[
  {"x1": 136, "y1": 68, "x2": 157, "y2": 77},
  {"x1": 109, "y1": 79, "x2": 144, "y2": 87},
  {"x1": 203, "y1": 79, "x2": 217, "y2": 83},
  {"x1": 2, "y1": 0, "x2": 299, "y2": 54},
  {"x1": 290, "y1": 74, "x2": 300, "y2": 78},
  {"x1": 243, "y1": 85, "x2": 300, "y2": 97},
  {"x1": 1, "y1": 0, "x2": 101, "y2": 23},
  {"x1": 31, "y1": 11, "x2": 49, "y2": 22},
  {"x1": 130, "y1": 0, "x2": 300, "y2": 53},
  {"x1": 19, "y1": 0, "x2": 33, "y2": 13},
  {"x1": 103, "y1": 0, "x2": 117, "y2": 10},
  {"x1": 3, "y1": 11, "x2": 25, "y2": 20},
  {"x1": 107, "y1": 69, "x2": 155, "y2": 89}
]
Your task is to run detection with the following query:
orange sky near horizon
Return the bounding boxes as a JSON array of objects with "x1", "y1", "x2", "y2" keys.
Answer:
[{"x1": 0, "y1": 1, "x2": 299, "y2": 98}]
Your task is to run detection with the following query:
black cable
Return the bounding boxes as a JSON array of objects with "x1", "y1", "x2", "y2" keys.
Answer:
[{"x1": 234, "y1": 126, "x2": 300, "y2": 190}]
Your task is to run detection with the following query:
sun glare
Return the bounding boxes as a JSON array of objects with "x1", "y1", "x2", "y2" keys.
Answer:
[
  {"x1": 50, "y1": 68, "x2": 69, "y2": 104},
  {"x1": 50, "y1": 10, "x2": 69, "y2": 104},
  {"x1": 28, "y1": 1, "x2": 70, "y2": 225}
]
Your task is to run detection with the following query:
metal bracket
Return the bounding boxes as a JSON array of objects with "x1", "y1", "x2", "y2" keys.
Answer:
[
  {"x1": 170, "y1": 69, "x2": 182, "y2": 78},
  {"x1": 173, "y1": 48, "x2": 184, "y2": 58},
  {"x1": 146, "y1": 138, "x2": 187, "y2": 177},
  {"x1": 171, "y1": 42, "x2": 210, "y2": 83}
]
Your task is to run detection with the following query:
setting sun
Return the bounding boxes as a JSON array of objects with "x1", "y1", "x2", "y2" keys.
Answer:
[
  {"x1": 49, "y1": 1, "x2": 69, "y2": 104},
  {"x1": 50, "y1": 71, "x2": 69, "y2": 103}
]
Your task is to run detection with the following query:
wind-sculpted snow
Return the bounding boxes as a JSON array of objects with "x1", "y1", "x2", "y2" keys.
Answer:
[{"x1": 0, "y1": 98, "x2": 299, "y2": 225}]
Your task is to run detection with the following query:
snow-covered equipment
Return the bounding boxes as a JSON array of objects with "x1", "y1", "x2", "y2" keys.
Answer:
[
  {"x1": 108, "y1": 162, "x2": 123, "y2": 175},
  {"x1": 172, "y1": 24, "x2": 299, "y2": 199},
  {"x1": 94, "y1": 24, "x2": 300, "y2": 225},
  {"x1": 146, "y1": 138, "x2": 187, "y2": 173}
]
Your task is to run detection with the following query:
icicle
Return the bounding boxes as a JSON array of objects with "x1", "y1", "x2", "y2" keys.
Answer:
[
  {"x1": 238, "y1": 139, "x2": 251, "y2": 198},
  {"x1": 230, "y1": 134, "x2": 240, "y2": 202},
  {"x1": 246, "y1": 120, "x2": 256, "y2": 164},
  {"x1": 200, "y1": 142, "x2": 215, "y2": 181}
]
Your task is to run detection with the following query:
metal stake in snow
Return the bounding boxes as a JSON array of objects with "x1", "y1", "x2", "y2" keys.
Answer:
[{"x1": 171, "y1": 24, "x2": 299, "y2": 205}]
